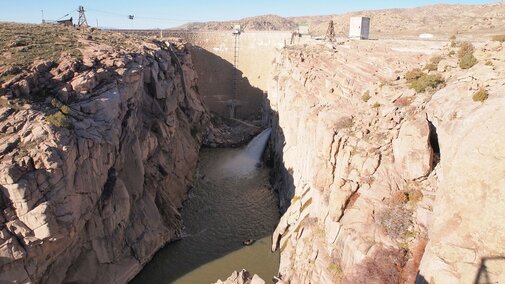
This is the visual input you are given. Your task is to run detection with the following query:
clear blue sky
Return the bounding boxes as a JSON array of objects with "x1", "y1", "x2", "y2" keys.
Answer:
[{"x1": 0, "y1": 0, "x2": 497, "y2": 29}]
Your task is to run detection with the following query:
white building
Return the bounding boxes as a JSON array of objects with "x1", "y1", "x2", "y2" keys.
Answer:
[{"x1": 349, "y1": 17, "x2": 370, "y2": 40}]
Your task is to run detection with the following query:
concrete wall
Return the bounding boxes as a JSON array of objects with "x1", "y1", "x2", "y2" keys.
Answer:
[{"x1": 165, "y1": 31, "x2": 292, "y2": 119}]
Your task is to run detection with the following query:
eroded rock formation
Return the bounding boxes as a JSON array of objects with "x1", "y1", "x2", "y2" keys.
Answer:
[
  {"x1": 0, "y1": 26, "x2": 209, "y2": 283},
  {"x1": 268, "y1": 40, "x2": 505, "y2": 283}
]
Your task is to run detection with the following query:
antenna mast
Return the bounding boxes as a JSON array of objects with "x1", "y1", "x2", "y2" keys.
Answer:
[{"x1": 78, "y1": 6, "x2": 88, "y2": 27}]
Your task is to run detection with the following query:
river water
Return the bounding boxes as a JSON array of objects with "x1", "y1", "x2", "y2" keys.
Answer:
[{"x1": 131, "y1": 130, "x2": 280, "y2": 283}]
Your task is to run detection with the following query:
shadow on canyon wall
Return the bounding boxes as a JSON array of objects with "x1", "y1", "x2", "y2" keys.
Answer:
[
  {"x1": 415, "y1": 256, "x2": 505, "y2": 284},
  {"x1": 189, "y1": 46, "x2": 266, "y2": 121}
]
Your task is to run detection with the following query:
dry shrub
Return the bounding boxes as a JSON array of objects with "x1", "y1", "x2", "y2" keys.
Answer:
[
  {"x1": 458, "y1": 42, "x2": 478, "y2": 69},
  {"x1": 458, "y1": 42, "x2": 475, "y2": 59},
  {"x1": 377, "y1": 205, "x2": 413, "y2": 239},
  {"x1": 472, "y1": 87, "x2": 489, "y2": 102},
  {"x1": 345, "y1": 247, "x2": 407, "y2": 284},
  {"x1": 394, "y1": 96, "x2": 413, "y2": 107},
  {"x1": 492, "y1": 35, "x2": 505, "y2": 42},
  {"x1": 391, "y1": 191, "x2": 409, "y2": 206},
  {"x1": 424, "y1": 63, "x2": 438, "y2": 72},
  {"x1": 362, "y1": 90, "x2": 371, "y2": 102},
  {"x1": 425, "y1": 55, "x2": 443, "y2": 71}
]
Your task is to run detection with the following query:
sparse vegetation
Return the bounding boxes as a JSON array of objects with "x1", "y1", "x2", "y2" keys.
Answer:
[
  {"x1": 459, "y1": 53, "x2": 478, "y2": 69},
  {"x1": 346, "y1": 247, "x2": 407, "y2": 284},
  {"x1": 46, "y1": 111, "x2": 71, "y2": 128},
  {"x1": 450, "y1": 35, "x2": 457, "y2": 47},
  {"x1": 394, "y1": 96, "x2": 413, "y2": 107},
  {"x1": 472, "y1": 88, "x2": 489, "y2": 102},
  {"x1": 405, "y1": 68, "x2": 445, "y2": 93},
  {"x1": 291, "y1": 195, "x2": 302, "y2": 204},
  {"x1": 377, "y1": 205, "x2": 412, "y2": 239},
  {"x1": 492, "y1": 35, "x2": 505, "y2": 42},
  {"x1": 362, "y1": 90, "x2": 371, "y2": 102},
  {"x1": 405, "y1": 68, "x2": 424, "y2": 82},
  {"x1": 458, "y1": 42, "x2": 475, "y2": 58},
  {"x1": 448, "y1": 50, "x2": 456, "y2": 56},
  {"x1": 0, "y1": 97, "x2": 9, "y2": 108},
  {"x1": 485, "y1": 60, "x2": 494, "y2": 66},
  {"x1": 372, "y1": 102, "x2": 381, "y2": 108},
  {"x1": 328, "y1": 263, "x2": 343, "y2": 277},
  {"x1": 458, "y1": 42, "x2": 478, "y2": 69},
  {"x1": 425, "y1": 55, "x2": 443, "y2": 71}
]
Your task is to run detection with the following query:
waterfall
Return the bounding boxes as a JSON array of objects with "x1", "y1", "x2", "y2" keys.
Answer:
[
  {"x1": 244, "y1": 128, "x2": 272, "y2": 161},
  {"x1": 216, "y1": 128, "x2": 272, "y2": 177}
]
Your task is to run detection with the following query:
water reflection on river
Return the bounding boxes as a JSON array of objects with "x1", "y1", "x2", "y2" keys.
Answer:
[{"x1": 131, "y1": 147, "x2": 280, "y2": 283}]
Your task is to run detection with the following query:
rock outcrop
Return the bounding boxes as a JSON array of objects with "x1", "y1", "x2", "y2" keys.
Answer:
[
  {"x1": 214, "y1": 270, "x2": 266, "y2": 284},
  {"x1": 268, "y1": 39, "x2": 505, "y2": 283},
  {"x1": 0, "y1": 25, "x2": 209, "y2": 283}
]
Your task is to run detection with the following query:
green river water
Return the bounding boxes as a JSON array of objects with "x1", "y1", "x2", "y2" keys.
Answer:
[{"x1": 131, "y1": 144, "x2": 280, "y2": 283}]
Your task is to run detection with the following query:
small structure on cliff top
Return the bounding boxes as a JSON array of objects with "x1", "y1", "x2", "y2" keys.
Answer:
[
  {"x1": 349, "y1": 16, "x2": 370, "y2": 40},
  {"x1": 57, "y1": 17, "x2": 73, "y2": 27}
]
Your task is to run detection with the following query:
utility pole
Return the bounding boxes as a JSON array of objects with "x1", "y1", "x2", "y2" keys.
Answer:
[
  {"x1": 78, "y1": 6, "x2": 88, "y2": 27},
  {"x1": 41, "y1": 10, "x2": 45, "y2": 24},
  {"x1": 230, "y1": 25, "x2": 241, "y2": 119},
  {"x1": 326, "y1": 20, "x2": 336, "y2": 42}
]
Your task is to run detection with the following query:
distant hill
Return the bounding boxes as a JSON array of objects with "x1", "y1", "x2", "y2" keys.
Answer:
[
  {"x1": 174, "y1": 2, "x2": 505, "y2": 39},
  {"x1": 175, "y1": 14, "x2": 297, "y2": 32}
]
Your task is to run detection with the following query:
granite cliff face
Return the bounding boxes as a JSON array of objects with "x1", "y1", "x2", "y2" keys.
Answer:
[
  {"x1": 268, "y1": 40, "x2": 505, "y2": 283},
  {"x1": 0, "y1": 25, "x2": 208, "y2": 283}
]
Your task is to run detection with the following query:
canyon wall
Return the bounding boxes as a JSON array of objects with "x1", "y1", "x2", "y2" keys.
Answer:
[
  {"x1": 268, "y1": 40, "x2": 505, "y2": 283},
  {"x1": 0, "y1": 33, "x2": 208, "y2": 283},
  {"x1": 165, "y1": 31, "x2": 292, "y2": 119}
]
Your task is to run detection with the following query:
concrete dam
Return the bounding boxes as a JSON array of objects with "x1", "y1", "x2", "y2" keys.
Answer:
[{"x1": 163, "y1": 30, "x2": 292, "y2": 120}]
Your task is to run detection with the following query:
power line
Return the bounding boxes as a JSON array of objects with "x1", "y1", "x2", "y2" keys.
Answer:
[{"x1": 86, "y1": 8, "x2": 200, "y2": 23}]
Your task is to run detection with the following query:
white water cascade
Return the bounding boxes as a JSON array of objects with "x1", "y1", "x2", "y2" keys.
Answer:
[{"x1": 217, "y1": 128, "x2": 272, "y2": 177}]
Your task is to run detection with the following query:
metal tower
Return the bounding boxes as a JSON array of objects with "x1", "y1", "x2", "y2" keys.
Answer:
[
  {"x1": 326, "y1": 20, "x2": 336, "y2": 42},
  {"x1": 78, "y1": 6, "x2": 88, "y2": 27},
  {"x1": 230, "y1": 25, "x2": 241, "y2": 119}
]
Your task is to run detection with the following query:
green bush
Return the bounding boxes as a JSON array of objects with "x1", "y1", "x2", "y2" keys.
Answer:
[
  {"x1": 47, "y1": 111, "x2": 71, "y2": 128},
  {"x1": 407, "y1": 70, "x2": 445, "y2": 93},
  {"x1": 472, "y1": 88, "x2": 489, "y2": 102},
  {"x1": 60, "y1": 105, "x2": 71, "y2": 114},
  {"x1": 492, "y1": 35, "x2": 505, "y2": 42},
  {"x1": 405, "y1": 68, "x2": 424, "y2": 82},
  {"x1": 459, "y1": 53, "x2": 478, "y2": 69}
]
